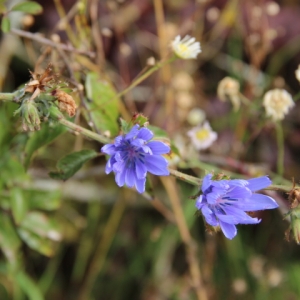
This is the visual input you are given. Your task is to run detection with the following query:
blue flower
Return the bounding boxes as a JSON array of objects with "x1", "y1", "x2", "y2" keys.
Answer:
[
  {"x1": 101, "y1": 125, "x2": 170, "y2": 193},
  {"x1": 196, "y1": 174, "x2": 279, "y2": 239}
]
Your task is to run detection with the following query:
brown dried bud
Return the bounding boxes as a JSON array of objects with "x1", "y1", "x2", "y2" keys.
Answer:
[
  {"x1": 53, "y1": 90, "x2": 77, "y2": 117},
  {"x1": 288, "y1": 188, "x2": 300, "y2": 208}
]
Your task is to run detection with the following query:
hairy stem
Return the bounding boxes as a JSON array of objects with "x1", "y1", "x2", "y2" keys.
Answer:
[{"x1": 49, "y1": 108, "x2": 111, "y2": 144}]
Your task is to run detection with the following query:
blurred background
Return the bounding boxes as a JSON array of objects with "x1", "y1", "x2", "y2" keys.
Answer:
[{"x1": 1, "y1": 0, "x2": 300, "y2": 299}]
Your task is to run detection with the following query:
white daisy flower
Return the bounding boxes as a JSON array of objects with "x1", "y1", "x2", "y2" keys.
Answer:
[
  {"x1": 263, "y1": 89, "x2": 294, "y2": 121},
  {"x1": 187, "y1": 121, "x2": 217, "y2": 150},
  {"x1": 171, "y1": 35, "x2": 201, "y2": 59}
]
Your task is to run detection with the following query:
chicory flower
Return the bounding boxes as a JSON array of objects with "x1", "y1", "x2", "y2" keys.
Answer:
[
  {"x1": 101, "y1": 125, "x2": 170, "y2": 193},
  {"x1": 196, "y1": 174, "x2": 278, "y2": 239}
]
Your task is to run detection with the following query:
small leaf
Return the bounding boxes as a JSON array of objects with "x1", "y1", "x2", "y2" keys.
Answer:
[
  {"x1": 85, "y1": 72, "x2": 119, "y2": 136},
  {"x1": 16, "y1": 271, "x2": 44, "y2": 300},
  {"x1": 11, "y1": 188, "x2": 28, "y2": 224},
  {"x1": 1, "y1": 16, "x2": 10, "y2": 33},
  {"x1": 24, "y1": 122, "x2": 67, "y2": 169},
  {"x1": 49, "y1": 149, "x2": 98, "y2": 180},
  {"x1": 10, "y1": 1, "x2": 43, "y2": 14},
  {"x1": 120, "y1": 118, "x2": 129, "y2": 133}
]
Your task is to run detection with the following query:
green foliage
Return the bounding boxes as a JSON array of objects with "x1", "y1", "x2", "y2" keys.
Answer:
[
  {"x1": 11, "y1": 188, "x2": 28, "y2": 225},
  {"x1": 16, "y1": 271, "x2": 44, "y2": 300},
  {"x1": 10, "y1": 1, "x2": 43, "y2": 14},
  {"x1": 0, "y1": 215, "x2": 21, "y2": 266},
  {"x1": 85, "y1": 72, "x2": 119, "y2": 136},
  {"x1": 49, "y1": 149, "x2": 98, "y2": 180},
  {"x1": 1, "y1": 16, "x2": 10, "y2": 33},
  {"x1": 18, "y1": 211, "x2": 60, "y2": 256},
  {"x1": 25, "y1": 189, "x2": 61, "y2": 211},
  {"x1": 24, "y1": 122, "x2": 67, "y2": 169}
]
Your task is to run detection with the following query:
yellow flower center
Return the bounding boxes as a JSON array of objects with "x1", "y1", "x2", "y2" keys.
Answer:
[
  {"x1": 178, "y1": 44, "x2": 189, "y2": 53},
  {"x1": 196, "y1": 129, "x2": 210, "y2": 140}
]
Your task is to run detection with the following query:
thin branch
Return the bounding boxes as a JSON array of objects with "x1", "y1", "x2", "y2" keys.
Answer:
[{"x1": 10, "y1": 28, "x2": 96, "y2": 58}]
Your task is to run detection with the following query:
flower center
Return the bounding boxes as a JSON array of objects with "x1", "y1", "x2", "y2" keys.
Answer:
[
  {"x1": 195, "y1": 128, "x2": 210, "y2": 140},
  {"x1": 178, "y1": 44, "x2": 190, "y2": 53}
]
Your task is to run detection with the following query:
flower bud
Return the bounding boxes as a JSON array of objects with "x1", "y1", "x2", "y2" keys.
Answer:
[
  {"x1": 14, "y1": 101, "x2": 41, "y2": 131},
  {"x1": 217, "y1": 77, "x2": 241, "y2": 111}
]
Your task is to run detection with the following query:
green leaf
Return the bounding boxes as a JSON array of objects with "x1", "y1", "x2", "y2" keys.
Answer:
[
  {"x1": 16, "y1": 271, "x2": 44, "y2": 300},
  {"x1": 11, "y1": 188, "x2": 28, "y2": 224},
  {"x1": 85, "y1": 72, "x2": 119, "y2": 136},
  {"x1": 18, "y1": 228, "x2": 54, "y2": 257},
  {"x1": 120, "y1": 118, "x2": 130, "y2": 133},
  {"x1": 49, "y1": 149, "x2": 98, "y2": 180},
  {"x1": 20, "y1": 212, "x2": 61, "y2": 241},
  {"x1": 0, "y1": 215, "x2": 21, "y2": 264},
  {"x1": 26, "y1": 189, "x2": 61, "y2": 211},
  {"x1": 10, "y1": 1, "x2": 43, "y2": 14},
  {"x1": 24, "y1": 122, "x2": 67, "y2": 169},
  {"x1": 1, "y1": 16, "x2": 10, "y2": 33}
]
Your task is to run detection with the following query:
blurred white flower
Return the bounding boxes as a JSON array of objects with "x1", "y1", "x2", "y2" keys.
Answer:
[
  {"x1": 295, "y1": 65, "x2": 300, "y2": 83},
  {"x1": 187, "y1": 108, "x2": 206, "y2": 126},
  {"x1": 171, "y1": 35, "x2": 201, "y2": 59},
  {"x1": 217, "y1": 77, "x2": 241, "y2": 111},
  {"x1": 263, "y1": 89, "x2": 294, "y2": 121},
  {"x1": 187, "y1": 121, "x2": 217, "y2": 150}
]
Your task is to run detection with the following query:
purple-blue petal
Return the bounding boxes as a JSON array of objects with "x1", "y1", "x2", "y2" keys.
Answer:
[
  {"x1": 135, "y1": 178, "x2": 146, "y2": 193},
  {"x1": 246, "y1": 176, "x2": 272, "y2": 191},
  {"x1": 101, "y1": 144, "x2": 116, "y2": 155},
  {"x1": 147, "y1": 141, "x2": 170, "y2": 155},
  {"x1": 201, "y1": 174, "x2": 213, "y2": 193},
  {"x1": 115, "y1": 167, "x2": 126, "y2": 187},
  {"x1": 240, "y1": 193, "x2": 279, "y2": 211},
  {"x1": 137, "y1": 127, "x2": 153, "y2": 141},
  {"x1": 145, "y1": 155, "x2": 169, "y2": 175},
  {"x1": 135, "y1": 159, "x2": 147, "y2": 179},
  {"x1": 219, "y1": 206, "x2": 260, "y2": 224},
  {"x1": 195, "y1": 195, "x2": 203, "y2": 209},
  {"x1": 114, "y1": 136, "x2": 123, "y2": 146},
  {"x1": 201, "y1": 205, "x2": 218, "y2": 226},
  {"x1": 125, "y1": 125, "x2": 140, "y2": 140},
  {"x1": 226, "y1": 186, "x2": 252, "y2": 200},
  {"x1": 219, "y1": 221, "x2": 237, "y2": 240},
  {"x1": 125, "y1": 167, "x2": 136, "y2": 187}
]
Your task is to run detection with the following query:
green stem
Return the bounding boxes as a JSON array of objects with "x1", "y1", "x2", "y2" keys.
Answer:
[
  {"x1": 103, "y1": 56, "x2": 177, "y2": 107},
  {"x1": 49, "y1": 107, "x2": 111, "y2": 144},
  {"x1": 0, "y1": 92, "x2": 18, "y2": 102},
  {"x1": 168, "y1": 169, "x2": 202, "y2": 186},
  {"x1": 276, "y1": 122, "x2": 284, "y2": 177}
]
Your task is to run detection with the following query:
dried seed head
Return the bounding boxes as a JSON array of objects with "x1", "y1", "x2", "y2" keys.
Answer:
[{"x1": 53, "y1": 90, "x2": 77, "y2": 117}]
